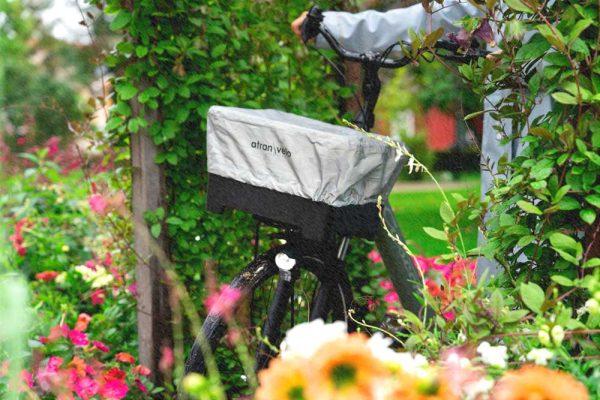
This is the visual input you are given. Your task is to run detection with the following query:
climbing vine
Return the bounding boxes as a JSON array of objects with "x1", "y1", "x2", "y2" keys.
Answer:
[{"x1": 96, "y1": 0, "x2": 353, "y2": 299}]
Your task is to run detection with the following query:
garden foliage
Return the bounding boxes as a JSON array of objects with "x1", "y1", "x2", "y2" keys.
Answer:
[{"x1": 97, "y1": 0, "x2": 359, "y2": 300}]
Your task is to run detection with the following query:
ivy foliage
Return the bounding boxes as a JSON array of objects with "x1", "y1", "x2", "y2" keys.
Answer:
[{"x1": 98, "y1": 0, "x2": 349, "y2": 296}]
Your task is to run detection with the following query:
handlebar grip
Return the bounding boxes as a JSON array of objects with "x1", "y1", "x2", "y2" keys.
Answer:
[{"x1": 301, "y1": 5, "x2": 324, "y2": 43}]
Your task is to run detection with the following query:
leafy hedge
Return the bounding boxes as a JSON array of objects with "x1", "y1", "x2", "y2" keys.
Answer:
[{"x1": 98, "y1": 0, "x2": 359, "y2": 300}]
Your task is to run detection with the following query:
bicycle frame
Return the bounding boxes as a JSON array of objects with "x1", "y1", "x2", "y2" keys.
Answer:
[{"x1": 301, "y1": 6, "x2": 488, "y2": 315}]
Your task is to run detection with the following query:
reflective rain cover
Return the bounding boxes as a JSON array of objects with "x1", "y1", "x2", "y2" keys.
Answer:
[{"x1": 207, "y1": 106, "x2": 402, "y2": 207}]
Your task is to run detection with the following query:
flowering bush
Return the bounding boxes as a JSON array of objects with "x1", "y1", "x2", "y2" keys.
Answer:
[
  {"x1": 0, "y1": 140, "x2": 152, "y2": 397},
  {"x1": 1, "y1": 315, "x2": 155, "y2": 399}
]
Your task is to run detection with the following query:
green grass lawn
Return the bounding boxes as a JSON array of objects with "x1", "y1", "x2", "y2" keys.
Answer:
[{"x1": 389, "y1": 179, "x2": 480, "y2": 257}]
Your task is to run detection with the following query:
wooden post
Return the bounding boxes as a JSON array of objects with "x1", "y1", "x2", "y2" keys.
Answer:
[{"x1": 131, "y1": 103, "x2": 172, "y2": 381}]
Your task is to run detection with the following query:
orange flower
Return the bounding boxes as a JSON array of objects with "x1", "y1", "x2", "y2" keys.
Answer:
[
  {"x1": 74, "y1": 313, "x2": 92, "y2": 331},
  {"x1": 115, "y1": 352, "x2": 135, "y2": 364},
  {"x1": 491, "y1": 365, "x2": 588, "y2": 400},
  {"x1": 256, "y1": 357, "x2": 310, "y2": 400},
  {"x1": 307, "y1": 333, "x2": 387, "y2": 400},
  {"x1": 383, "y1": 369, "x2": 457, "y2": 400}
]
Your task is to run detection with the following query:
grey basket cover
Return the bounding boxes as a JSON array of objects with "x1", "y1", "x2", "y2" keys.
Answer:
[{"x1": 207, "y1": 106, "x2": 401, "y2": 207}]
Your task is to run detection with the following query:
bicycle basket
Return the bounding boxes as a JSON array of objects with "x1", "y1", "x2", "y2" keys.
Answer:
[{"x1": 206, "y1": 106, "x2": 402, "y2": 239}]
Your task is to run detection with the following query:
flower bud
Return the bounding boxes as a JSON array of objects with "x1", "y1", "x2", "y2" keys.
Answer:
[
  {"x1": 585, "y1": 299, "x2": 600, "y2": 315},
  {"x1": 551, "y1": 325, "x2": 565, "y2": 346},
  {"x1": 538, "y1": 330, "x2": 551, "y2": 347}
]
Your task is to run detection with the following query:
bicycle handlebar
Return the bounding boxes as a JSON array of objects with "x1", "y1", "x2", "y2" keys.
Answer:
[{"x1": 301, "y1": 5, "x2": 488, "y2": 67}]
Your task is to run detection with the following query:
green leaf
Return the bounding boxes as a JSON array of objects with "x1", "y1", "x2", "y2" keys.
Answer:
[
  {"x1": 520, "y1": 282, "x2": 545, "y2": 313},
  {"x1": 136, "y1": 46, "x2": 148, "y2": 58},
  {"x1": 464, "y1": 110, "x2": 486, "y2": 120},
  {"x1": 582, "y1": 258, "x2": 600, "y2": 269},
  {"x1": 515, "y1": 34, "x2": 550, "y2": 61},
  {"x1": 580, "y1": 209, "x2": 596, "y2": 225},
  {"x1": 517, "y1": 200, "x2": 542, "y2": 215},
  {"x1": 502, "y1": 309, "x2": 529, "y2": 323},
  {"x1": 537, "y1": 24, "x2": 566, "y2": 52},
  {"x1": 549, "y1": 232, "x2": 579, "y2": 252},
  {"x1": 150, "y1": 223, "x2": 161, "y2": 238},
  {"x1": 585, "y1": 194, "x2": 600, "y2": 208},
  {"x1": 110, "y1": 11, "x2": 132, "y2": 31},
  {"x1": 517, "y1": 235, "x2": 535, "y2": 247},
  {"x1": 551, "y1": 275, "x2": 573, "y2": 287},
  {"x1": 439, "y1": 202, "x2": 455, "y2": 224},
  {"x1": 504, "y1": 0, "x2": 533, "y2": 13},
  {"x1": 211, "y1": 44, "x2": 227, "y2": 58},
  {"x1": 423, "y1": 227, "x2": 447, "y2": 241},
  {"x1": 568, "y1": 19, "x2": 593, "y2": 43},
  {"x1": 117, "y1": 83, "x2": 138, "y2": 101},
  {"x1": 552, "y1": 92, "x2": 578, "y2": 105}
]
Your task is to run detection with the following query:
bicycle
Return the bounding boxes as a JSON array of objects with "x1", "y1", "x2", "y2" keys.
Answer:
[{"x1": 185, "y1": 5, "x2": 487, "y2": 390}]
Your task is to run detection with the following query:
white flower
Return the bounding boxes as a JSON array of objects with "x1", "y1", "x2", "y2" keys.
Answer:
[
  {"x1": 551, "y1": 325, "x2": 565, "y2": 346},
  {"x1": 445, "y1": 351, "x2": 471, "y2": 369},
  {"x1": 526, "y1": 348, "x2": 554, "y2": 365},
  {"x1": 91, "y1": 273, "x2": 114, "y2": 288},
  {"x1": 367, "y1": 333, "x2": 428, "y2": 375},
  {"x1": 538, "y1": 329, "x2": 551, "y2": 346},
  {"x1": 74, "y1": 265, "x2": 114, "y2": 288},
  {"x1": 55, "y1": 272, "x2": 67, "y2": 285},
  {"x1": 74, "y1": 265, "x2": 96, "y2": 282},
  {"x1": 464, "y1": 377, "x2": 494, "y2": 400},
  {"x1": 581, "y1": 298, "x2": 600, "y2": 315},
  {"x1": 280, "y1": 319, "x2": 347, "y2": 359},
  {"x1": 477, "y1": 341, "x2": 508, "y2": 369}
]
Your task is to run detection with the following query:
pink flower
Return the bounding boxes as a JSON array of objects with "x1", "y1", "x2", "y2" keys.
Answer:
[
  {"x1": 103, "y1": 252, "x2": 113, "y2": 267},
  {"x1": 100, "y1": 378, "x2": 128, "y2": 400},
  {"x1": 75, "y1": 313, "x2": 92, "y2": 331},
  {"x1": 68, "y1": 329, "x2": 89, "y2": 347},
  {"x1": 204, "y1": 284, "x2": 242, "y2": 318},
  {"x1": 133, "y1": 365, "x2": 151, "y2": 376},
  {"x1": 414, "y1": 256, "x2": 435, "y2": 273},
  {"x1": 379, "y1": 279, "x2": 394, "y2": 291},
  {"x1": 0, "y1": 360, "x2": 9, "y2": 377},
  {"x1": 89, "y1": 194, "x2": 108, "y2": 215},
  {"x1": 74, "y1": 377, "x2": 99, "y2": 400},
  {"x1": 93, "y1": 341, "x2": 110, "y2": 353},
  {"x1": 16, "y1": 137, "x2": 26, "y2": 146},
  {"x1": 367, "y1": 249, "x2": 382, "y2": 263},
  {"x1": 127, "y1": 282, "x2": 138, "y2": 297},
  {"x1": 37, "y1": 356, "x2": 63, "y2": 391},
  {"x1": 441, "y1": 349, "x2": 483, "y2": 397},
  {"x1": 90, "y1": 289, "x2": 106, "y2": 305},
  {"x1": 383, "y1": 291, "x2": 399, "y2": 304},
  {"x1": 135, "y1": 378, "x2": 148, "y2": 394},
  {"x1": 366, "y1": 297, "x2": 378, "y2": 312},
  {"x1": 46, "y1": 136, "x2": 60, "y2": 158},
  {"x1": 104, "y1": 368, "x2": 126, "y2": 381},
  {"x1": 443, "y1": 311, "x2": 456, "y2": 321},
  {"x1": 158, "y1": 346, "x2": 174, "y2": 373},
  {"x1": 115, "y1": 352, "x2": 135, "y2": 364},
  {"x1": 47, "y1": 324, "x2": 70, "y2": 342},
  {"x1": 21, "y1": 369, "x2": 34, "y2": 390},
  {"x1": 36, "y1": 271, "x2": 59, "y2": 282}
]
